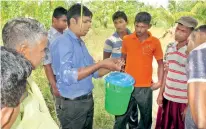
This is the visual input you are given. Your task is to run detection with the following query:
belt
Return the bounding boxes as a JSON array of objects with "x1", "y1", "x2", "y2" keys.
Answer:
[{"x1": 63, "y1": 93, "x2": 92, "y2": 101}]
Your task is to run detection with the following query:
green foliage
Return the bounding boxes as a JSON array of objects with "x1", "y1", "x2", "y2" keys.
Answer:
[
  {"x1": 141, "y1": 0, "x2": 206, "y2": 28},
  {"x1": 87, "y1": 0, "x2": 143, "y2": 28},
  {"x1": 1, "y1": 0, "x2": 205, "y2": 30},
  {"x1": 191, "y1": 1, "x2": 206, "y2": 24},
  {"x1": 1, "y1": 1, "x2": 70, "y2": 29},
  {"x1": 86, "y1": 0, "x2": 205, "y2": 29}
]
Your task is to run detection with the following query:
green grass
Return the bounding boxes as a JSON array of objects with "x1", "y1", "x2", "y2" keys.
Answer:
[{"x1": 93, "y1": 79, "x2": 115, "y2": 129}]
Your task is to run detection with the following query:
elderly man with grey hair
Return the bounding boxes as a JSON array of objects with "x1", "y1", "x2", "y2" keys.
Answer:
[
  {"x1": 1, "y1": 17, "x2": 59, "y2": 129},
  {"x1": 2, "y1": 18, "x2": 47, "y2": 68}
]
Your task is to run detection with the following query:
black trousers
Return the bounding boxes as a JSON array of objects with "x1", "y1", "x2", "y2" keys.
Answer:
[
  {"x1": 128, "y1": 102, "x2": 139, "y2": 129},
  {"x1": 56, "y1": 95, "x2": 94, "y2": 129}
]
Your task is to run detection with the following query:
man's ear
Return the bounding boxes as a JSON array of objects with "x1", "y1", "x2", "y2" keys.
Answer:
[
  {"x1": 125, "y1": 21, "x2": 128, "y2": 25},
  {"x1": 70, "y1": 18, "x2": 77, "y2": 25},
  {"x1": 52, "y1": 17, "x2": 57, "y2": 24},
  {"x1": 199, "y1": 32, "x2": 206, "y2": 44},
  {"x1": 1, "y1": 107, "x2": 14, "y2": 128},
  {"x1": 16, "y1": 41, "x2": 29, "y2": 56},
  {"x1": 148, "y1": 24, "x2": 152, "y2": 29}
]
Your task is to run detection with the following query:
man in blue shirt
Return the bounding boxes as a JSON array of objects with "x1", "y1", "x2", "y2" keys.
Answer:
[{"x1": 50, "y1": 4, "x2": 123, "y2": 129}]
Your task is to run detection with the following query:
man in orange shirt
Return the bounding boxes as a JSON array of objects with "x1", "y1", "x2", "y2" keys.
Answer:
[{"x1": 114, "y1": 12, "x2": 164, "y2": 129}]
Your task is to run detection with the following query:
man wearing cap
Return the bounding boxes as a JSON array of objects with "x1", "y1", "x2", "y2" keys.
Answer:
[{"x1": 155, "y1": 16, "x2": 198, "y2": 129}]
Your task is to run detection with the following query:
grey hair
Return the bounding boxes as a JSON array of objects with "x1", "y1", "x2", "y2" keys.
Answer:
[
  {"x1": 2, "y1": 17, "x2": 47, "y2": 49},
  {"x1": 0, "y1": 46, "x2": 32, "y2": 107}
]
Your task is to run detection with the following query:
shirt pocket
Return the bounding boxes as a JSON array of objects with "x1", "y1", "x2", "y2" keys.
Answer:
[{"x1": 142, "y1": 44, "x2": 153, "y2": 56}]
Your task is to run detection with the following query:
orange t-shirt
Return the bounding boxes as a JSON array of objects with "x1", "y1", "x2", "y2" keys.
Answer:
[{"x1": 122, "y1": 32, "x2": 163, "y2": 87}]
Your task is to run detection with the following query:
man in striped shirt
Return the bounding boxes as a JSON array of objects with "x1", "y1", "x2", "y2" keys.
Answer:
[
  {"x1": 155, "y1": 16, "x2": 198, "y2": 129},
  {"x1": 103, "y1": 11, "x2": 131, "y2": 59}
]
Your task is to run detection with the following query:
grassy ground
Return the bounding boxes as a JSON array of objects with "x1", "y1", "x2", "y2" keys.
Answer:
[{"x1": 12, "y1": 26, "x2": 173, "y2": 129}]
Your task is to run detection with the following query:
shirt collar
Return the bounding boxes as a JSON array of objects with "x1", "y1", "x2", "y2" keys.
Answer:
[
  {"x1": 66, "y1": 29, "x2": 85, "y2": 45},
  {"x1": 194, "y1": 42, "x2": 206, "y2": 50},
  {"x1": 174, "y1": 41, "x2": 188, "y2": 50},
  {"x1": 50, "y1": 27, "x2": 61, "y2": 35},
  {"x1": 131, "y1": 31, "x2": 153, "y2": 41},
  {"x1": 127, "y1": 28, "x2": 131, "y2": 34},
  {"x1": 115, "y1": 28, "x2": 131, "y2": 37},
  {"x1": 65, "y1": 29, "x2": 79, "y2": 40}
]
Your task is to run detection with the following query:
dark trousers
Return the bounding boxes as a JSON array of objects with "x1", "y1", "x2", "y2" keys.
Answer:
[
  {"x1": 56, "y1": 95, "x2": 94, "y2": 129},
  {"x1": 114, "y1": 87, "x2": 153, "y2": 129},
  {"x1": 128, "y1": 103, "x2": 139, "y2": 129}
]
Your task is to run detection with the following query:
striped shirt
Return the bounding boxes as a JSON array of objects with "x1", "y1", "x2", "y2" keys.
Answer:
[
  {"x1": 104, "y1": 29, "x2": 131, "y2": 58},
  {"x1": 163, "y1": 42, "x2": 188, "y2": 103}
]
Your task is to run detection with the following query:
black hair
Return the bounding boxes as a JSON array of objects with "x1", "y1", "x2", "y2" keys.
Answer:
[
  {"x1": 135, "y1": 12, "x2": 151, "y2": 25},
  {"x1": 67, "y1": 4, "x2": 92, "y2": 25},
  {"x1": 53, "y1": 6, "x2": 67, "y2": 18},
  {"x1": 112, "y1": 11, "x2": 128, "y2": 22}
]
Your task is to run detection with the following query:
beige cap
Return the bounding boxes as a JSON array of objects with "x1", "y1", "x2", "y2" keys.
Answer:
[{"x1": 176, "y1": 16, "x2": 198, "y2": 28}]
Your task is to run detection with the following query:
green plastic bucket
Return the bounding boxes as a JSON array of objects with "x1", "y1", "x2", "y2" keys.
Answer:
[{"x1": 104, "y1": 72, "x2": 134, "y2": 115}]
